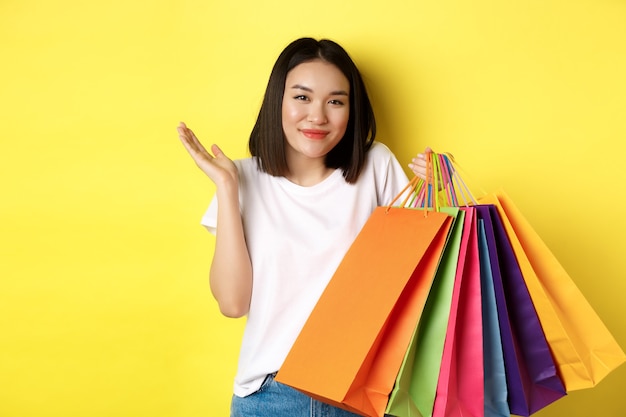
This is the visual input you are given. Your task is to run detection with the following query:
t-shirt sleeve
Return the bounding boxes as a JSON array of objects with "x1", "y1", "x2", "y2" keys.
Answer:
[
  {"x1": 371, "y1": 142, "x2": 411, "y2": 206},
  {"x1": 200, "y1": 194, "x2": 218, "y2": 235},
  {"x1": 386, "y1": 152, "x2": 412, "y2": 204}
]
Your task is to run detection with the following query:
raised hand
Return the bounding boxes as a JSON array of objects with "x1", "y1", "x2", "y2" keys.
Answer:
[
  {"x1": 177, "y1": 122, "x2": 239, "y2": 188},
  {"x1": 408, "y1": 146, "x2": 433, "y2": 180},
  {"x1": 178, "y1": 122, "x2": 251, "y2": 317}
]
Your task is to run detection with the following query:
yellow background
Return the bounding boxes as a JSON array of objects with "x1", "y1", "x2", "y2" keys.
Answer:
[{"x1": 1, "y1": 0, "x2": 625, "y2": 416}]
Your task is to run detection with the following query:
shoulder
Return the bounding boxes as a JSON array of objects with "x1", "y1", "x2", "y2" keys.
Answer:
[
  {"x1": 366, "y1": 141, "x2": 401, "y2": 167},
  {"x1": 359, "y1": 141, "x2": 409, "y2": 200},
  {"x1": 234, "y1": 157, "x2": 263, "y2": 181},
  {"x1": 234, "y1": 156, "x2": 282, "y2": 193},
  {"x1": 368, "y1": 141, "x2": 395, "y2": 159},
  {"x1": 233, "y1": 156, "x2": 256, "y2": 171},
  {"x1": 364, "y1": 141, "x2": 402, "y2": 172}
]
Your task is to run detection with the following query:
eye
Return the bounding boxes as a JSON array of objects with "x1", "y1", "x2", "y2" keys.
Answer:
[
  {"x1": 293, "y1": 95, "x2": 309, "y2": 101},
  {"x1": 328, "y1": 99, "x2": 345, "y2": 106}
]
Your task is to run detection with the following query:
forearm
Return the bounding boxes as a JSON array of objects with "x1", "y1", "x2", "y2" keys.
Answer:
[{"x1": 209, "y1": 185, "x2": 253, "y2": 318}]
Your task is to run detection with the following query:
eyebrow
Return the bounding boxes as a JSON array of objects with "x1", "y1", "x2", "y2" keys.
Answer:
[{"x1": 289, "y1": 84, "x2": 349, "y2": 96}]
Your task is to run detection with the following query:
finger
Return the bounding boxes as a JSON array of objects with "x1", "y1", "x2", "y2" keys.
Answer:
[
  {"x1": 414, "y1": 146, "x2": 433, "y2": 160},
  {"x1": 177, "y1": 122, "x2": 198, "y2": 143},
  {"x1": 178, "y1": 125, "x2": 197, "y2": 145},
  {"x1": 188, "y1": 130, "x2": 213, "y2": 158},
  {"x1": 210, "y1": 144, "x2": 226, "y2": 158},
  {"x1": 180, "y1": 135, "x2": 213, "y2": 164},
  {"x1": 177, "y1": 125, "x2": 197, "y2": 149},
  {"x1": 408, "y1": 161, "x2": 427, "y2": 173},
  {"x1": 178, "y1": 125, "x2": 213, "y2": 158},
  {"x1": 410, "y1": 156, "x2": 427, "y2": 168},
  {"x1": 177, "y1": 121, "x2": 191, "y2": 139},
  {"x1": 177, "y1": 123, "x2": 193, "y2": 144}
]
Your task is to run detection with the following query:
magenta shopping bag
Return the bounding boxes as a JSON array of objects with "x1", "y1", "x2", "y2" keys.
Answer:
[{"x1": 432, "y1": 207, "x2": 484, "y2": 417}]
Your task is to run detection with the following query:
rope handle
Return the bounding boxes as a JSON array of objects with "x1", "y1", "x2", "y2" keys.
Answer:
[
  {"x1": 386, "y1": 150, "x2": 480, "y2": 214},
  {"x1": 385, "y1": 175, "x2": 421, "y2": 212}
]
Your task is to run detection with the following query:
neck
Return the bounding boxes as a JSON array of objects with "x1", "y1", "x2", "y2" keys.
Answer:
[{"x1": 285, "y1": 158, "x2": 334, "y2": 187}]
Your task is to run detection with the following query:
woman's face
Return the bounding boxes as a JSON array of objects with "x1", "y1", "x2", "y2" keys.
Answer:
[{"x1": 281, "y1": 59, "x2": 350, "y2": 165}]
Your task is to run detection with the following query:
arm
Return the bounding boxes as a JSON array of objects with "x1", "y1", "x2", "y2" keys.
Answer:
[{"x1": 177, "y1": 122, "x2": 253, "y2": 318}]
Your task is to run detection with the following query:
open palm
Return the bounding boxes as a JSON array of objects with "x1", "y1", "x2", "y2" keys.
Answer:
[{"x1": 177, "y1": 122, "x2": 238, "y2": 187}]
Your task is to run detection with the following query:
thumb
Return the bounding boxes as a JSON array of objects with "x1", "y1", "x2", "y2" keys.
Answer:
[{"x1": 211, "y1": 144, "x2": 226, "y2": 158}]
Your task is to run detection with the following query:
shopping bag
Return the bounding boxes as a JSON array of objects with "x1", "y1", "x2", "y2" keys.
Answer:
[
  {"x1": 409, "y1": 152, "x2": 566, "y2": 416},
  {"x1": 479, "y1": 191, "x2": 626, "y2": 390},
  {"x1": 476, "y1": 204, "x2": 566, "y2": 416},
  {"x1": 432, "y1": 206, "x2": 484, "y2": 417},
  {"x1": 402, "y1": 150, "x2": 624, "y2": 414},
  {"x1": 477, "y1": 219, "x2": 510, "y2": 417},
  {"x1": 385, "y1": 207, "x2": 466, "y2": 417},
  {"x1": 276, "y1": 187, "x2": 453, "y2": 417}
]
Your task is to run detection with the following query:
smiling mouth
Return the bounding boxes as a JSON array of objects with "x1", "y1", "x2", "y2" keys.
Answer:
[{"x1": 300, "y1": 129, "x2": 329, "y2": 139}]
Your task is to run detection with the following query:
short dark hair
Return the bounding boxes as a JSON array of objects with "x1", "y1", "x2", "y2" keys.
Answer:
[{"x1": 248, "y1": 37, "x2": 376, "y2": 184}]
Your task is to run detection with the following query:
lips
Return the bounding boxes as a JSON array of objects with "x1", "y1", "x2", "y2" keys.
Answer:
[{"x1": 300, "y1": 129, "x2": 330, "y2": 140}]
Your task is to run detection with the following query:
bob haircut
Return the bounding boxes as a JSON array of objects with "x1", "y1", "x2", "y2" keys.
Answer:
[{"x1": 248, "y1": 37, "x2": 376, "y2": 184}]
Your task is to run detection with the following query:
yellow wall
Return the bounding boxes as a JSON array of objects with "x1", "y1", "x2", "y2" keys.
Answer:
[{"x1": 1, "y1": 0, "x2": 624, "y2": 416}]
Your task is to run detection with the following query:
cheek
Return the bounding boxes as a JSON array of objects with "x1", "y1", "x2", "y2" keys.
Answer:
[
  {"x1": 332, "y1": 109, "x2": 350, "y2": 132},
  {"x1": 282, "y1": 101, "x2": 302, "y2": 124},
  {"x1": 282, "y1": 105, "x2": 302, "y2": 139}
]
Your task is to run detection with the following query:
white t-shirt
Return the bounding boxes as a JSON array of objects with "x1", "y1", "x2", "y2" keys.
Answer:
[{"x1": 201, "y1": 142, "x2": 410, "y2": 397}]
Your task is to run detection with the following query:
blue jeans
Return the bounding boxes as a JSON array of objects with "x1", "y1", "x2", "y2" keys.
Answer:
[{"x1": 230, "y1": 373, "x2": 363, "y2": 417}]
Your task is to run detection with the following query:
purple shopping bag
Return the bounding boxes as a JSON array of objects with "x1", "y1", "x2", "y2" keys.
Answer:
[{"x1": 475, "y1": 205, "x2": 566, "y2": 416}]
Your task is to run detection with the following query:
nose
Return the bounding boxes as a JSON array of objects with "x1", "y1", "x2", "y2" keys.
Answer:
[{"x1": 307, "y1": 102, "x2": 328, "y2": 124}]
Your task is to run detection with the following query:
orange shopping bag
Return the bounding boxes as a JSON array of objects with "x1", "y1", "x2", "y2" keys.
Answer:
[{"x1": 276, "y1": 180, "x2": 454, "y2": 417}]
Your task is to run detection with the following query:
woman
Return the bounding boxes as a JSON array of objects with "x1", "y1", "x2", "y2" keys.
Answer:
[{"x1": 178, "y1": 37, "x2": 430, "y2": 417}]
